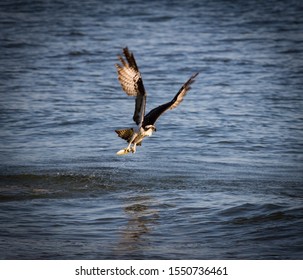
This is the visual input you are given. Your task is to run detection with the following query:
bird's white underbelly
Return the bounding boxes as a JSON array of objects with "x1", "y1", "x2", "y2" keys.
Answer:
[{"x1": 133, "y1": 127, "x2": 153, "y2": 144}]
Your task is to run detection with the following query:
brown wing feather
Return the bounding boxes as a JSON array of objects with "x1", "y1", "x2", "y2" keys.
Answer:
[{"x1": 115, "y1": 47, "x2": 146, "y2": 125}]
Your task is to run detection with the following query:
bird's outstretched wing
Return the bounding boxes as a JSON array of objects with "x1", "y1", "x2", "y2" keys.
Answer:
[
  {"x1": 143, "y1": 72, "x2": 199, "y2": 127},
  {"x1": 115, "y1": 47, "x2": 146, "y2": 126}
]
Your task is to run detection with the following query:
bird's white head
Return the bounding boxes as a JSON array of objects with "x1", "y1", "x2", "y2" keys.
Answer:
[
  {"x1": 143, "y1": 125, "x2": 156, "y2": 136},
  {"x1": 144, "y1": 125, "x2": 156, "y2": 131}
]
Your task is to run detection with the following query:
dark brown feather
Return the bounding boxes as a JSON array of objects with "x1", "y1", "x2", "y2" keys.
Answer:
[{"x1": 143, "y1": 72, "x2": 199, "y2": 127}]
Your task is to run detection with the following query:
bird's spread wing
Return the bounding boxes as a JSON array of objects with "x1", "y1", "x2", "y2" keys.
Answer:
[
  {"x1": 143, "y1": 72, "x2": 199, "y2": 126},
  {"x1": 115, "y1": 47, "x2": 146, "y2": 126}
]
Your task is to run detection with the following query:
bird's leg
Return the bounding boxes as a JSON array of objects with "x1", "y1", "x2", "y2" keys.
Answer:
[
  {"x1": 131, "y1": 143, "x2": 137, "y2": 153},
  {"x1": 124, "y1": 132, "x2": 138, "y2": 153},
  {"x1": 127, "y1": 132, "x2": 137, "y2": 150},
  {"x1": 116, "y1": 131, "x2": 138, "y2": 156},
  {"x1": 125, "y1": 143, "x2": 132, "y2": 152}
]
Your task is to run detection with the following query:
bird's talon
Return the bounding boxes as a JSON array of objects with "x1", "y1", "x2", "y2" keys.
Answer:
[{"x1": 116, "y1": 148, "x2": 131, "y2": 155}]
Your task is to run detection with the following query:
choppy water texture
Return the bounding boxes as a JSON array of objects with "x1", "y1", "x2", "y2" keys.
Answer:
[{"x1": 0, "y1": 0, "x2": 303, "y2": 259}]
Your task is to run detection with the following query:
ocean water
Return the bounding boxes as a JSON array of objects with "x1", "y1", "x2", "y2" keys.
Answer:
[{"x1": 0, "y1": 0, "x2": 303, "y2": 259}]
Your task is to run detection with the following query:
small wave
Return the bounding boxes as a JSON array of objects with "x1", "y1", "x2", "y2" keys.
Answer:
[
  {"x1": 231, "y1": 211, "x2": 288, "y2": 225},
  {"x1": 3, "y1": 41, "x2": 41, "y2": 49},
  {"x1": 68, "y1": 31, "x2": 85, "y2": 36},
  {"x1": 146, "y1": 15, "x2": 174, "y2": 22},
  {"x1": 68, "y1": 50, "x2": 91, "y2": 56},
  {"x1": 57, "y1": 119, "x2": 95, "y2": 126},
  {"x1": 0, "y1": 172, "x2": 112, "y2": 202},
  {"x1": 219, "y1": 202, "x2": 302, "y2": 225},
  {"x1": 279, "y1": 48, "x2": 303, "y2": 54}
]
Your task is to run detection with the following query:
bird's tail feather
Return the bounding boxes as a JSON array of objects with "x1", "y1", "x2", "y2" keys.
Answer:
[
  {"x1": 115, "y1": 128, "x2": 134, "y2": 142},
  {"x1": 115, "y1": 128, "x2": 142, "y2": 146}
]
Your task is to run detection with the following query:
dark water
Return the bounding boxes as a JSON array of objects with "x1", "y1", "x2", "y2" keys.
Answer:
[{"x1": 0, "y1": 0, "x2": 303, "y2": 259}]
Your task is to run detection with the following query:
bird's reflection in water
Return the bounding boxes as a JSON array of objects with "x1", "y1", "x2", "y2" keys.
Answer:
[{"x1": 114, "y1": 194, "x2": 159, "y2": 258}]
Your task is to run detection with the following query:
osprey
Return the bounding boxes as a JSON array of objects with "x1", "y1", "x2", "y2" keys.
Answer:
[{"x1": 115, "y1": 47, "x2": 198, "y2": 155}]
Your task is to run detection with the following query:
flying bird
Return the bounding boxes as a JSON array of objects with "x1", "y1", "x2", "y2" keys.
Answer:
[{"x1": 115, "y1": 47, "x2": 198, "y2": 155}]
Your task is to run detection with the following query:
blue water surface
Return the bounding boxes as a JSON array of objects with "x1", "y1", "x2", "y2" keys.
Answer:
[{"x1": 0, "y1": 0, "x2": 303, "y2": 259}]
